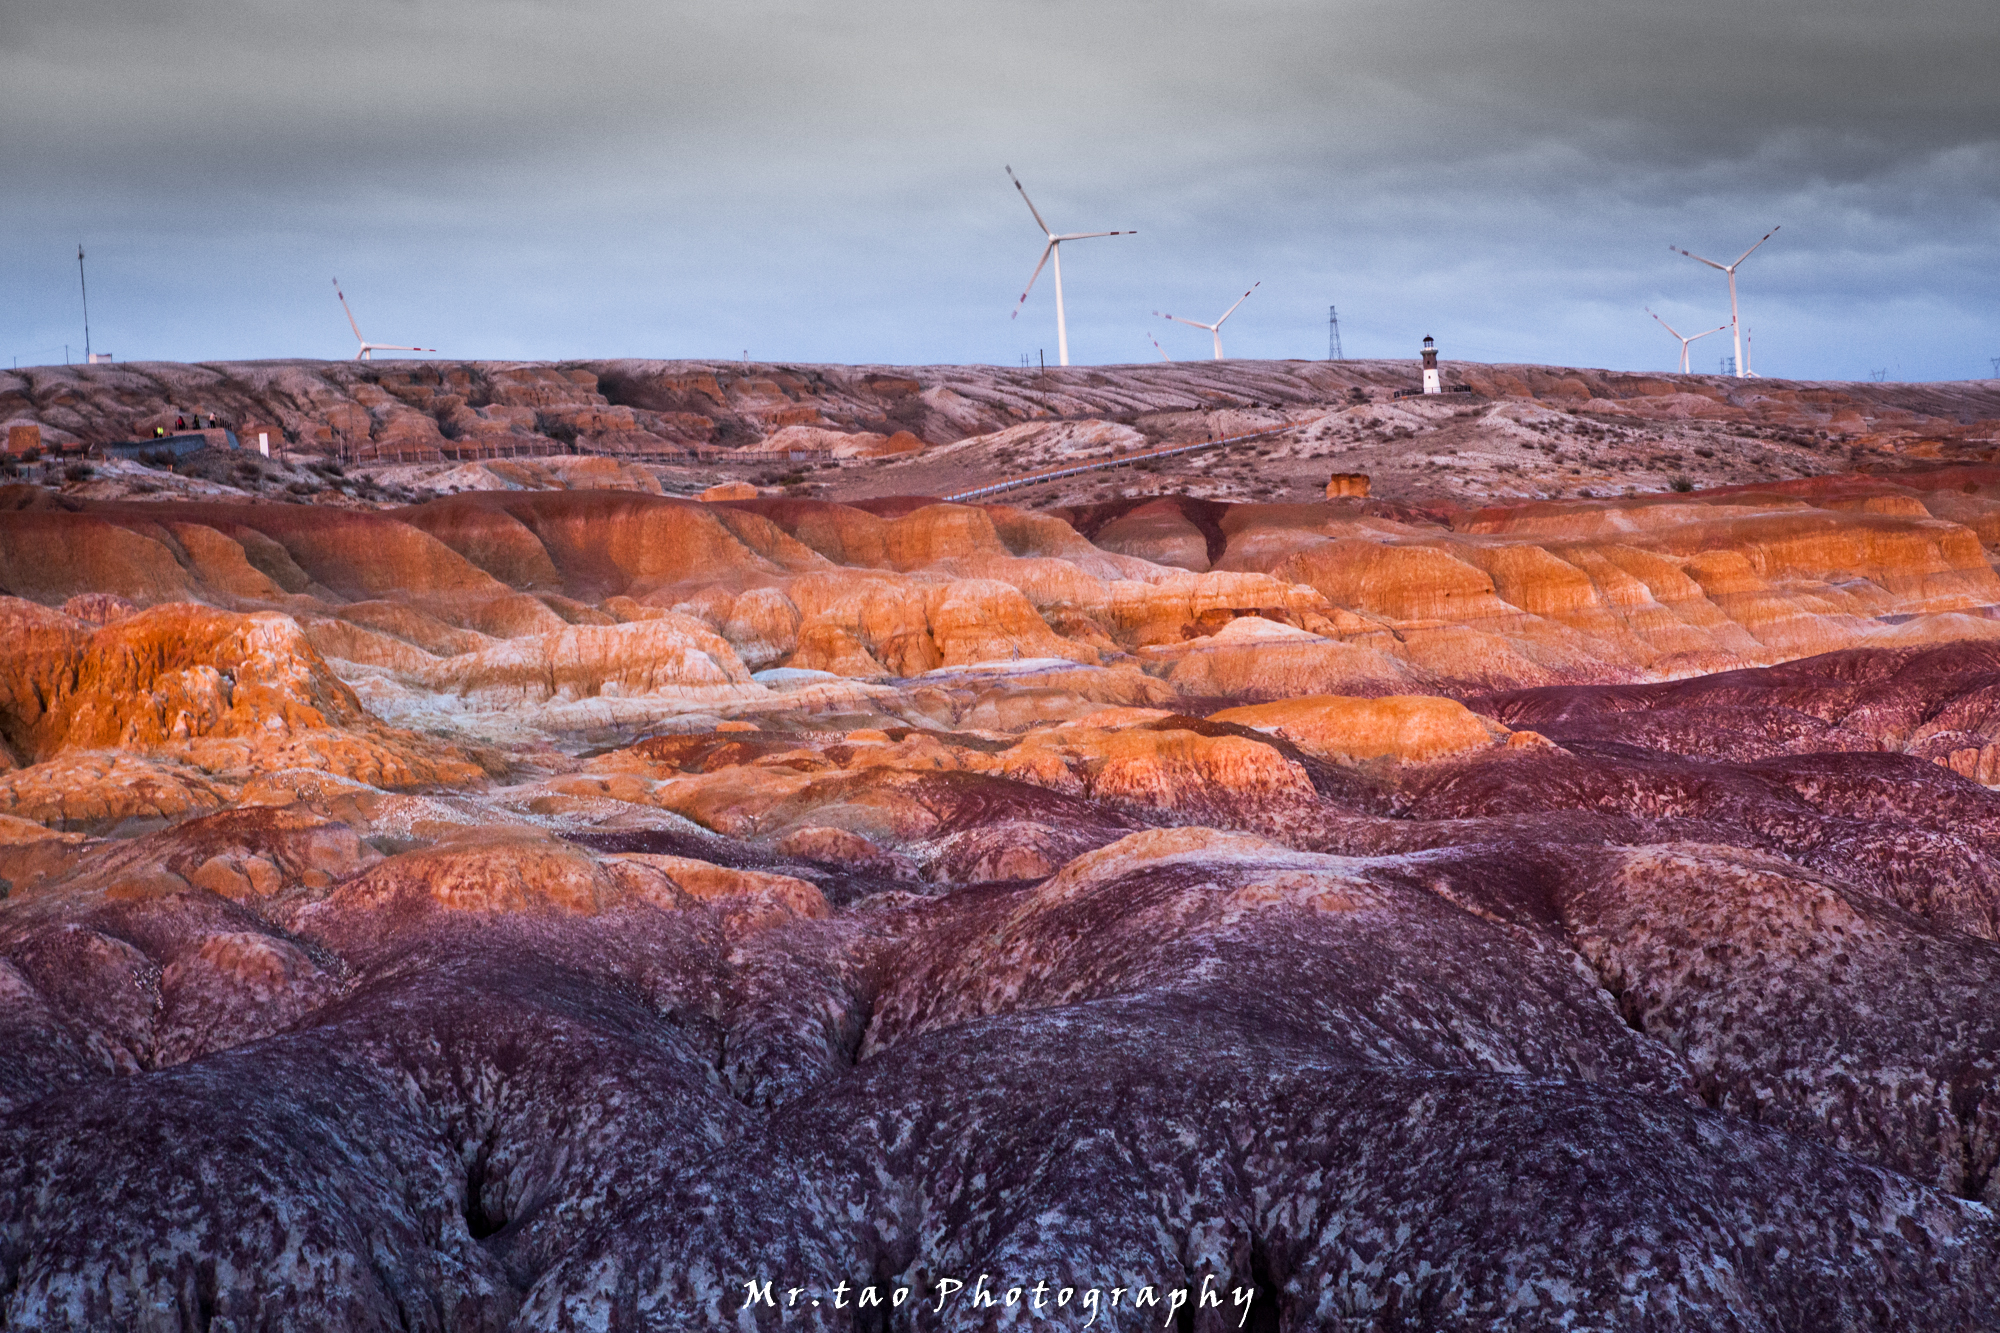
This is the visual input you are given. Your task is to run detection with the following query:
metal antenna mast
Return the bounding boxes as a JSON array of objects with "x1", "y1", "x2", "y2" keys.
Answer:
[
  {"x1": 1328, "y1": 305, "x2": 1343, "y2": 360},
  {"x1": 77, "y1": 244, "x2": 91, "y2": 362}
]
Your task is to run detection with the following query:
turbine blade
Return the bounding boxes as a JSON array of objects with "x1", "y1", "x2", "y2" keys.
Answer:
[
  {"x1": 1147, "y1": 333, "x2": 1171, "y2": 362},
  {"x1": 1161, "y1": 314, "x2": 1211, "y2": 331},
  {"x1": 1672, "y1": 246, "x2": 1726, "y2": 272},
  {"x1": 1005, "y1": 166, "x2": 1054, "y2": 237},
  {"x1": 332, "y1": 278, "x2": 365, "y2": 342},
  {"x1": 1733, "y1": 224, "x2": 1781, "y2": 267},
  {"x1": 1215, "y1": 280, "x2": 1260, "y2": 325},
  {"x1": 1011, "y1": 241, "x2": 1055, "y2": 318},
  {"x1": 1646, "y1": 307, "x2": 1684, "y2": 340},
  {"x1": 1056, "y1": 230, "x2": 1136, "y2": 240}
]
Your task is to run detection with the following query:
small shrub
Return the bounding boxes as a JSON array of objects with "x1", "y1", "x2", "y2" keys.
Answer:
[
  {"x1": 65, "y1": 463, "x2": 93, "y2": 482},
  {"x1": 1669, "y1": 476, "x2": 1694, "y2": 493}
]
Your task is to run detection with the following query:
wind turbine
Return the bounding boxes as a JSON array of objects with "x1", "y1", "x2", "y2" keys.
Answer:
[
  {"x1": 1155, "y1": 281, "x2": 1260, "y2": 360},
  {"x1": 1146, "y1": 332, "x2": 1172, "y2": 362},
  {"x1": 332, "y1": 278, "x2": 434, "y2": 361},
  {"x1": 1006, "y1": 167, "x2": 1135, "y2": 367},
  {"x1": 1646, "y1": 307, "x2": 1728, "y2": 375},
  {"x1": 1670, "y1": 225, "x2": 1778, "y2": 379}
]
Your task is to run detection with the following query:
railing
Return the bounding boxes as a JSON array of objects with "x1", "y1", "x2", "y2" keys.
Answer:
[
  {"x1": 1390, "y1": 384, "x2": 1477, "y2": 400},
  {"x1": 334, "y1": 436, "x2": 731, "y2": 466},
  {"x1": 940, "y1": 420, "x2": 1308, "y2": 504},
  {"x1": 98, "y1": 430, "x2": 238, "y2": 460}
]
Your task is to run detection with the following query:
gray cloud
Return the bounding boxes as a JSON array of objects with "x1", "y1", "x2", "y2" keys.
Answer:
[{"x1": 4, "y1": 0, "x2": 1995, "y2": 379}]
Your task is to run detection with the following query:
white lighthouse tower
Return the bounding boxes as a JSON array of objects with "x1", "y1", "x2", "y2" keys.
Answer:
[{"x1": 1420, "y1": 335, "x2": 1442, "y2": 395}]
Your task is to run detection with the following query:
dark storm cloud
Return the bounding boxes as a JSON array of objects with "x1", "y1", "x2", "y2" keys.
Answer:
[{"x1": 4, "y1": 1, "x2": 1996, "y2": 378}]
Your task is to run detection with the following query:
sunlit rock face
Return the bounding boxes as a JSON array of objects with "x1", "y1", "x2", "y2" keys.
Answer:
[{"x1": 4, "y1": 363, "x2": 2000, "y2": 1329}]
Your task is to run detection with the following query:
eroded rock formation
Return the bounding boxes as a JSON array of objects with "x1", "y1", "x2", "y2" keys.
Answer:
[{"x1": 3, "y1": 364, "x2": 2000, "y2": 1329}]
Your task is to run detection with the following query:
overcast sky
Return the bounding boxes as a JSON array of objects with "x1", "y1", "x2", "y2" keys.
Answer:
[{"x1": 4, "y1": 0, "x2": 1996, "y2": 381}]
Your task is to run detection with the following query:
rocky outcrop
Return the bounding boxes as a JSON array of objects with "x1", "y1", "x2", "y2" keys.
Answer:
[
  {"x1": 1211, "y1": 692, "x2": 1511, "y2": 764},
  {"x1": 0, "y1": 601, "x2": 483, "y2": 828}
]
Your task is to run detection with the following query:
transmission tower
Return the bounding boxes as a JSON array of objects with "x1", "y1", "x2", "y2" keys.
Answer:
[
  {"x1": 1719, "y1": 355, "x2": 1735, "y2": 376},
  {"x1": 1328, "y1": 305, "x2": 1343, "y2": 361},
  {"x1": 1990, "y1": 356, "x2": 1998, "y2": 378}
]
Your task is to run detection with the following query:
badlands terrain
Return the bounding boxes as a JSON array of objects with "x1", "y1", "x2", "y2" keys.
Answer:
[{"x1": 3, "y1": 357, "x2": 2000, "y2": 1329}]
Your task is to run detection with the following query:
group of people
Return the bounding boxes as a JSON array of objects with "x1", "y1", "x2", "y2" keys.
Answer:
[{"x1": 151, "y1": 411, "x2": 219, "y2": 437}]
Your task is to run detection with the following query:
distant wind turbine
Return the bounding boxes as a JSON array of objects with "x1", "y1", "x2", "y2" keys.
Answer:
[
  {"x1": 1155, "y1": 282, "x2": 1260, "y2": 360},
  {"x1": 1006, "y1": 167, "x2": 1136, "y2": 368},
  {"x1": 1646, "y1": 307, "x2": 1729, "y2": 375},
  {"x1": 1147, "y1": 332, "x2": 1172, "y2": 362},
  {"x1": 1670, "y1": 226, "x2": 1778, "y2": 380},
  {"x1": 333, "y1": 278, "x2": 434, "y2": 362}
]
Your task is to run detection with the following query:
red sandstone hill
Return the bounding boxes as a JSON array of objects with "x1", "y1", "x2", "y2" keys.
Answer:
[{"x1": 2, "y1": 366, "x2": 2000, "y2": 1328}]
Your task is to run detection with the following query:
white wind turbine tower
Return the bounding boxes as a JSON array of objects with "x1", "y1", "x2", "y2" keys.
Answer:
[
  {"x1": 1646, "y1": 307, "x2": 1729, "y2": 374},
  {"x1": 1006, "y1": 167, "x2": 1136, "y2": 368},
  {"x1": 1670, "y1": 225, "x2": 1778, "y2": 379},
  {"x1": 1155, "y1": 282, "x2": 1260, "y2": 360},
  {"x1": 333, "y1": 278, "x2": 435, "y2": 361}
]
